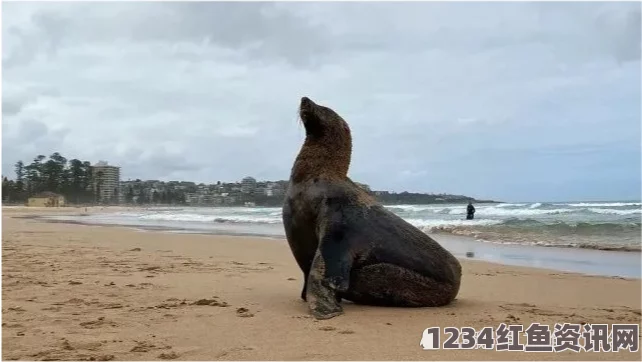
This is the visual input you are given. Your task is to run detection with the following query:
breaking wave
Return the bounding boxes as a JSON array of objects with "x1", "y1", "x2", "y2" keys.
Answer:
[{"x1": 55, "y1": 200, "x2": 640, "y2": 253}]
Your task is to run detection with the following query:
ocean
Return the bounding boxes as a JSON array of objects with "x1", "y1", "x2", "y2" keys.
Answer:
[
  {"x1": 40, "y1": 201, "x2": 642, "y2": 278},
  {"x1": 45, "y1": 201, "x2": 641, "y2": 252}
]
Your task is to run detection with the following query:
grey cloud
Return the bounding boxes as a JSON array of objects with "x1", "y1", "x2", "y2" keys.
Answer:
[
  {"x1": 117, "y1": 147, "x2": 204, "y2": 181},
  {"x1": 1, "y1": 85, "x2": 54, "y2": 116},
  {"x1": 16, "y1": 119, "x2": 49, "y2": 140},
  {"x1": 3, "y1": 2, "x2": 332, "y2": 69},
  {"x1": 2, "y1": 2, "x2": 639, "y2": 201},
  {"x1": 2, "y1": 119, "x2": 70, "y2": 171},
  {"x1": 2, "y1": 9, "x2": 69, "y2": 68},
  {"x1": 2, "y1": 98, "x2": 25, "y2": 117},
  {"x1": 595, "y1": 8, "x2": 642, "y2": 62}
]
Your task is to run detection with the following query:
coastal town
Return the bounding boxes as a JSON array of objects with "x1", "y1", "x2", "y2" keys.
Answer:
[{"x1": 2, "y1": 154, "x2": 490, "y2": 207}]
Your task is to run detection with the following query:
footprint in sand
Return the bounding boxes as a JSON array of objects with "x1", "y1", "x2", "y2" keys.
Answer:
[
  {"x1": 3, "y1": 323, "x2": 24, "y2": 328},
  {"x1": 79, "y1": 317, "x2": 118, "y2": 329},
  {"x1": 85, "y1": 354, "x2": 115, "y2": 361},
  {"x1": 155, "y1": 301, "x2": 187, "y2": 309},
  {"x1": 101, "y1": 303, "x2": 124, "y2": 309},
  {"x1": 130, "y1": 341, "x2": 156, "y2": 353},
  {"x1": 58, "y1": 338, "x2": 76, "y2": 351},
  {"x1": 193, "y1": 298, "x2": 229, "y2": 307},
  {"x1": 42, "y1": 306, "x2": 62, "y2": 312},
  {"x1": 158, "y1": 351, "x2": 179, "y2": 360},
  {"x1": 140, "y1": 266, "x2": 162, "y2": 272},
  {"x1": 236, "y1": 307, "x2": 254, "y2": 318},
  {"x1": 505, "y1": 314, "x2": 521, "y2": 323},
  {"x1": 318, "y1": 326, "x2": 336, "y2": 331},
  {"x1": 508, "y1": 302, "x2": 536, "y2": 308},
  {"x1": 131, "y1": 340, "x2": 173, "y2": 353},
  {"x1": 61, "y1": 298, "x2": 86, "y2": 305},
  {"x1": 291, "y1": 315, "x2": 312, "y2": 320}
]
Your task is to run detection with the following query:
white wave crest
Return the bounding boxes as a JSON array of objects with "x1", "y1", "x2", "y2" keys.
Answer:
[
  {"x1": 137, "y1": 213, "x2": 281, "y2": 224},
  {"x1": 385, "y1": 204, "x2": 452, "y2": 213},
  {"x1": 405, "y1": 218, "x2": 504, "y2": 229},
  {"x1": 568, "y1": 202, "x2": 641, "y2": 208},
  {"x1": 494, "y1": 203, "x2": 528, "y2": 208},
  {"x1": 587, "y1": 208, "x2": 642, "y2": 216},
  {"x1": 450, "y1": 207, "x2": 575, "y2": 217}
]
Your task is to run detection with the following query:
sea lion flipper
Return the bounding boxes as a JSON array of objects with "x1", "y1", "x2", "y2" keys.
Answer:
[
  {"x1": 305, "y1": 215, "x2": 356, "y2": 319},
  {"x1": 300, "y1": 280, "x2": 308, "y2": 301},
  {"x1": 318, "y1": 226, "x2": 353, "y2": 293},
  {"x1": 306, "y1": 249, "x2": 345, "y2": 320}
]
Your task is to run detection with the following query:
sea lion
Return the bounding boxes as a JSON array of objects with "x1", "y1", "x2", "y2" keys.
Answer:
[{"x1": 282, "y1": 96, "x2": 462, "y2": 320}]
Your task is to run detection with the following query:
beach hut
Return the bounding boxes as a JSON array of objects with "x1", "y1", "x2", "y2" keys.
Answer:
[{"x1": 27, "y1": 192, "x2": 66, "y2": 207}]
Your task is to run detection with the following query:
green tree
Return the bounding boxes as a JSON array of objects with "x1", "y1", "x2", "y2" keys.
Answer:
[
  {"x1": 14, "y1": 161, "x2": 24, "y2": 195},
  {"x1": 2, "y1": 177, "x2": 10, "y2": 203},
  {"x1": 25, "y1": 155, "x2": 46, "y2": 195},
  {"x1": 36, "y1": 152, "x2": 68, "y2": 196},
  {"x1": 67, "y1": 159, "x2": 85, "y2": 203}
]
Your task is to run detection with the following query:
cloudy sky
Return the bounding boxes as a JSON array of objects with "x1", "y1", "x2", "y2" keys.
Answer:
[{"x1": 2, "y1": 1, "x2": 640, "y2": 202}]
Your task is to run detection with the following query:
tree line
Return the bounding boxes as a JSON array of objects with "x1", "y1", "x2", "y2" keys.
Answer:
[
  {"x1": 1, "y1": 152, "x2": 191, "y2": 206},
  {"x1": 2, "y1": 152, "x2": 491, "y2": 206},
  {"x1": 2, "y1": 153, "x2": 98, "y2": 204}
]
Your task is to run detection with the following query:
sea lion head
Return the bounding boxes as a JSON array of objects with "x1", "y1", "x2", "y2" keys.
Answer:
[
  {"x1": 299, "y1": 97, "x2": 351, "y2": 141},
  {"x1": 291, "y1": 97, "x2": 353, "y2": 182}
]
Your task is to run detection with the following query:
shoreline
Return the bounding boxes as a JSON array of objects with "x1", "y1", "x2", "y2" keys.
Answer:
[
  {"x1": 16, "y1": 211, "x2": 642, "y2": 280},
  {"x1": 19, "y1": 202, "x2": 641, "y2": 254},
  {"x1": 21, "y1": 213, "x2": 642, "y2": 252},
  {"x1": 2, "y1": 208, "x2": 641, "y2": 360}
]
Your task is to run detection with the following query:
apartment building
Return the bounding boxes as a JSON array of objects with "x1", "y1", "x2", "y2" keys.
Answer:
[{"x1": 92, "y1": 161, "x2": 121, "y2": 203}]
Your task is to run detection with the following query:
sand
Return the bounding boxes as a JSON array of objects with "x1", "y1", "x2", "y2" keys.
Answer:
[{"x1": 2, "y1": 206, "x2": 641, "y2": 361}]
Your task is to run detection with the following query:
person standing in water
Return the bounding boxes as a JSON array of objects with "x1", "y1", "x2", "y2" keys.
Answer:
[{"x1": 466, "y1": 201, "x2": 475, "y2": 220}]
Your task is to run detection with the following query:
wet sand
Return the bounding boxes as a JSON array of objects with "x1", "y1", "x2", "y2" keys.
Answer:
[{"x1": 2, "y1": 206, "x2": 641, "y2": 360}]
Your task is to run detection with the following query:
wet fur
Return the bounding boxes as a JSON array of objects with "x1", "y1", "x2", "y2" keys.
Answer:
[{"x1": 282, "y1": 97, "x2": 462, "y2": 319}]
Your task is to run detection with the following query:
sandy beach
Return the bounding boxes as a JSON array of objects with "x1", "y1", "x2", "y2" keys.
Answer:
[{"x1": 2, "y1": 206, "x2": 641, "y2": 361}]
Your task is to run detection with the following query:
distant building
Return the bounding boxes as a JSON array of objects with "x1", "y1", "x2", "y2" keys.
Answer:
[
  {"x1": 118, "y1": 181, "x2": 129, "y2": 204},
  {"x1": 270, "y1": 182, "x2": 285, "y2": 197},
  {"x1": 92, "y1": 161, "x2": 121, "y2": 204},
  {"x1": 241, "y1": 176, "x2": 257, "y2": 194},
  {"x1": 27, "y1": 192, "x2": 66, "y2": 207}
]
